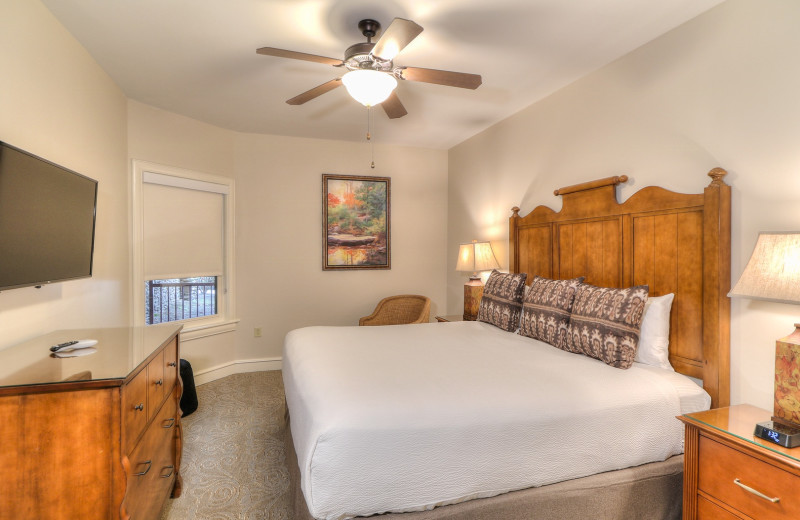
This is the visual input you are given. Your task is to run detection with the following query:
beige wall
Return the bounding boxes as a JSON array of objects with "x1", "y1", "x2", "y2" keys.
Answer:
[
  {"x1": 128, "y1": 100, "x2": 236, "y2": 177},
  {"x1": 0, "y1": 0, "x2": 128, "y2": 349},
  {"x1": 128, "y1": 102, "x2": 449, "y2": 375},
  {"x1": 448, "y1": 0, "x2": 800, "y2": 410},
  {"x1": 234, "y1": 133, "x2": 448, "y2": 361}
]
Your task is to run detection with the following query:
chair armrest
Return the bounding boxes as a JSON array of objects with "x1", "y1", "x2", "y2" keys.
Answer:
[
  {"x1": 358, "y1": 295, "x2": 431, "y2": 326},
  {"x1": 359, "y1": 303, "x2": 389, "y2": 326}
]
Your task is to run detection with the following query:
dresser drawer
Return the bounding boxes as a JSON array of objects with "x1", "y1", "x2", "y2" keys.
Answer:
[
  {"x1": 697, "y1": 495, "x2": 743, "y2": 520},
  {"x1": 123, "y1": 366, "x2": 149, "y2": 452},
  {"x1": 163, "y1": 337, "x2": 179, "y2": 395},
  {"x1": 148, "y1": 349, "x2": 166, "y2": 419},
  {"x1": 124, "y1": 395, "x2": 178, "y2": 520},
  {"x1": 698, "y1": 436, "x2": 798, "y2": 519}
]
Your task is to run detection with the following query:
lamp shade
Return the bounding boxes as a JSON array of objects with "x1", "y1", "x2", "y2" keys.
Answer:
[
  {"x1": 342, "y1": 70, "x2": 398, "y2": 107},
  {"x1": 729, "y1": 232, "x2": 800, "y2": 305},
  {"x1": 456, "y1": 240, "x2": 500, "y2": 274}
]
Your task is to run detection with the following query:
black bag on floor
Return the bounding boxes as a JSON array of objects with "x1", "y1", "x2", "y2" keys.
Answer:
[{"x1": 180, "y1": 358, "x2": 199, "y2": 417}]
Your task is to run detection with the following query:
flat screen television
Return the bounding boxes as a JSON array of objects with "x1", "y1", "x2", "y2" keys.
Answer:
[{"x1": 0, "y1": 142, "x2": 98, "y2": 291}]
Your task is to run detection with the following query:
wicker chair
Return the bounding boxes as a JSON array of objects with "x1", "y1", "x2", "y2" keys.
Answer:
[{"x1": 358, "y1": 295, "x2": 431, "y2": 326}]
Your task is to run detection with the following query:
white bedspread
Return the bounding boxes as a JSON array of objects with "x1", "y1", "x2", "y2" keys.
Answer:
[{"x1": 283, "y1": 321, "x2": 709, "y2": 520}]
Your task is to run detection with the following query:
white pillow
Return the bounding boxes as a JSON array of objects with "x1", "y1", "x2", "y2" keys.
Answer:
[{"x1": 635, "y1": 293, "x2": 675, "y2": 370}]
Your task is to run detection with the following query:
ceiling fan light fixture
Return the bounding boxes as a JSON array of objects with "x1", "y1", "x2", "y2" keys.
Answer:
[{"x1": 342, "y1": 70, "x2": 397, "y2": 107}]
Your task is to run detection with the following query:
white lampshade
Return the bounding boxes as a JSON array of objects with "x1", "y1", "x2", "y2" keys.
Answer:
[
  {"x1": 342, "y1": 70, "x2": 397, "y2": 107},
  {"x1": 729, "y1": 232, "x2": 800, "y2": 305},
  {"x1": 456, "y1": 240, "x2": 500, "y2": 275}
]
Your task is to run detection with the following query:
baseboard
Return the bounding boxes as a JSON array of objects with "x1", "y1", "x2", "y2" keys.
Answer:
[{"x1": 192, "y1": 357, "x2": 282, "y2": 386}]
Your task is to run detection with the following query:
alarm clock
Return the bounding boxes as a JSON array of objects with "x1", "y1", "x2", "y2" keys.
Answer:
[{"x1": 754, "y1": 421, "x2": 800, "y2": 448}]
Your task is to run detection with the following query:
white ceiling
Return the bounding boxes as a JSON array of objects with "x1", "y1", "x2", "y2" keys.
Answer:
[{"x1": 41, "y1": 0, "x2": 725, "y2": 150}]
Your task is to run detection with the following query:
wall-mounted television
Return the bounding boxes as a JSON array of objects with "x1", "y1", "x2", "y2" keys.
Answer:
[{"x1": 0, "y1": 142, "x2": 98, "y2": 291}]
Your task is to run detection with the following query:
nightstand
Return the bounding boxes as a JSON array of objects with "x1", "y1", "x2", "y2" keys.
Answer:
[
  {"x1": 435, "y1": 315, "x2": 464, "y2": 323},
  {"x1": 678, "y1": 404, "x2": 800, "y2": 519}
]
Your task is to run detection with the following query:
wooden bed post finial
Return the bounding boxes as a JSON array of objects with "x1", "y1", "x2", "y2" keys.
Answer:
[
  {"x1": 554, "y1": 175, "x2": 629, "y2": 197},
  {"x1": 511, "y1": 206, "x2": 520, "y2": 217},
  {"x1": 707, "y1": 167, "x2": 728, "y2": 186}
]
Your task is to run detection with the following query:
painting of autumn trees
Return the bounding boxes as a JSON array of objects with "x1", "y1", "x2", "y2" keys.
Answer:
[{"x1": 323, "y1": 174, "x2": 390, "y2": 270}]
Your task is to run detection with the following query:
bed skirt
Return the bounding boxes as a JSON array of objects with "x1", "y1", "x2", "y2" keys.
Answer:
[{"x1": 283, "y1": 417, "x2": 683, "y2": 520}]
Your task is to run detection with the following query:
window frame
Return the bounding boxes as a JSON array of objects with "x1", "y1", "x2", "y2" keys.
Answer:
[{"x1": 132, "y1": 160, "x2": 237, "y2": 337}]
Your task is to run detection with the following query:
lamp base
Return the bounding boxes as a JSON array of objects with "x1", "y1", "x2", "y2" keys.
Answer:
[
  {"x1": 463, "y1": 277, "x2": 483, "y2": 321},
  {"x1": 773, "y1": 323, "x2": 800, "y2": 428}
]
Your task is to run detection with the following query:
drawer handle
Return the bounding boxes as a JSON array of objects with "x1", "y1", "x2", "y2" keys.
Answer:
[
  {"x1": 162, "y1": 417, "x2": 175, "y2": 429},
  {"x1": 155, "y1": 379, "x2": 163, "y2": 386},
  {"x1": 168, "y1": 362, "x2": 177, "y2": 367},
  {"x1": 133, "y1": 460, "x2": 152, "y2": 476},
  {"x1": 733, "y1": 478, "x2": 780, "y2": 503},
  {"x1": 160, "y1": 465, "x2": 175, "y2": 478},
  {"x1": 134, "y1": 403, "x2": 144, "y2": 411}
]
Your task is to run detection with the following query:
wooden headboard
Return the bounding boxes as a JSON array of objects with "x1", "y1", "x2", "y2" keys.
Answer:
[{"x1": 509, "y1": 170, "x2": 731, "y2": 408}]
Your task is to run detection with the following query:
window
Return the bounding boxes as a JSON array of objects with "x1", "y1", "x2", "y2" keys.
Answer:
[
  {"x1": 145, "y1": 276, "x2": 217, "y2": 325},
  {"x1": 132, "y1": 161, "x2": 236, "y2": 334}
]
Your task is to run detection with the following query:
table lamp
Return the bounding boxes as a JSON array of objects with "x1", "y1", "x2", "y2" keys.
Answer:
[
  {"x1": 729, "y1": 232, "x2": 800, "y2": 447},
  {"x1": 456, "y1": 240, "x2": 500, "y2": 321}
]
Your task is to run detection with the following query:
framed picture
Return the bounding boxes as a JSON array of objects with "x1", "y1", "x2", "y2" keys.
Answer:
[{"x1": 322, "y1": 174, "x2": 391, "y2": 270}]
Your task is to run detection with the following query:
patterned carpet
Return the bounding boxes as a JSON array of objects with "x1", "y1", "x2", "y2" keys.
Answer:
[{"x1": 161, "y1": 371, "x2": 291, "y2": 520}]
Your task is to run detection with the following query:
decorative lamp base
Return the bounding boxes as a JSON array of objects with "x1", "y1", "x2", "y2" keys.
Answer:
[
  {"x1": 772, "y1": 323, "x2": 800, "y2": 430},
  {"x1": 463, "y1": 277, "x2": 483, "y2": 321}
]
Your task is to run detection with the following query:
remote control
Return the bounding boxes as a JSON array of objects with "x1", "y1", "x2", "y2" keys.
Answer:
[
  {"x1": 52, "y1": 347, "x2": 97, "y2": 358},
  {"x1": 50, "y1": 340, "x2": 79, "y2": 352},
  {"x1": 50, "y1": 339, "x2": 98, "y2": 352}
]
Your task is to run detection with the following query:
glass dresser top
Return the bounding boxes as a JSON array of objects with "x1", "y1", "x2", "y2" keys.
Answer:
[
  {"x1": 0, "y1": 324, "x2": 181, "y2": 388},
  {"x1": 684, "y1": 404, "x2": 800, "y2": 465}
]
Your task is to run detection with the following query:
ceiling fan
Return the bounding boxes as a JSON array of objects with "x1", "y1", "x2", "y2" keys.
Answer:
[{"x1": 256, "y1": 18, "x2": 482, "y2": 119}]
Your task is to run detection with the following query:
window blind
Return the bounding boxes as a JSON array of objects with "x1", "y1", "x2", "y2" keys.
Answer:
[{"x1": 142, "y1": 174, "x2": 224, "y2": 280}]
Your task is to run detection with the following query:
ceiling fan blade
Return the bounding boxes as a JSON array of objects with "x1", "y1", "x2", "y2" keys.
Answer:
[
  {"x1": 371, "y1": 18, "x2": 423, "y2": 61},
  {"x1": 256, "y1": 47, "x2": 343, "y2": 67},
  {"x1": 400, "y1": 67, "x2": 482, "y2": 90},
  {"x1": 286, "y1": 78, "x2": 342, "y2": 105},
  {"x1": 381, "y1": 92, "x2": 408, "y2": 119}
]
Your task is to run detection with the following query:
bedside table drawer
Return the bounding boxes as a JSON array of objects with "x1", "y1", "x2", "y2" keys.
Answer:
[
  {"x1": 698, "y1": 436, "x2": 798, "y2": 519},
  {"x1": 697, "y1": 496, "x2": 741, "y2": 520}
]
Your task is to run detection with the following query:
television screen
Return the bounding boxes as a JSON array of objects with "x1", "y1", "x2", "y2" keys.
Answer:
[{"x1": 0, "y1": 142, "x2": 98, "y2": 291}]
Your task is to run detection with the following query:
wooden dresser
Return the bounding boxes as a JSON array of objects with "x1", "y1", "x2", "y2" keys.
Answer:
[
  {"x1": 0, "y1": 324, "x2": 183, "y2": 520},
  {"x1": 679, "y1": 405, "x2": 800, "y2": 520}
]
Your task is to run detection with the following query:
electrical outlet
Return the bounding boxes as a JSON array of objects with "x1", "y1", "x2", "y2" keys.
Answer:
[{"x1": 254, "y1": 327, "x2": 262, "y2": 338}]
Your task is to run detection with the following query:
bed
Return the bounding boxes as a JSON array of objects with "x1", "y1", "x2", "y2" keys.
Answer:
[{"x1": 282, "y1": 170, "x2": 731, "y2": 520}]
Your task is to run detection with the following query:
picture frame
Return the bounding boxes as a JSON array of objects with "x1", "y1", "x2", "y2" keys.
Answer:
[{"x1": 322, "y1": 174, "x2": 391, "y2": 270}]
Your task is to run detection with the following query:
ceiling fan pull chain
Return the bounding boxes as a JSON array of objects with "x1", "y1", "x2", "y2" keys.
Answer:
[{"x1": 368, "y1": 106, "x2": 375, "y2": 169}]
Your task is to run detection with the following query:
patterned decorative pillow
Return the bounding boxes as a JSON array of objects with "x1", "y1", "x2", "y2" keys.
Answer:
[
  {"x1": 477, "y1": 270, "x2": 528, "y2": 332},
  {"x1": 519, "y1": 276, "x2": 584, "y2": 350},
  {"x1": 566, "y1": 284, "x2": 649, "y2": 369}
]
